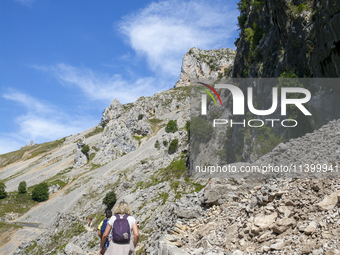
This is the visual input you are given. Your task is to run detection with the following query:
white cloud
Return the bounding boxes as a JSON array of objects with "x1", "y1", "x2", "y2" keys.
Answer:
[
  {"x1": 36, "y1": 63, "x2": 163, "y2": 104},
  {"x1": 118, "y1": 0, "x2": 238, "y2": 76},
  {"x1": 4, "y1": 92, "x2": 53, "y2": 114},
  {"x1": 0, "y1": 91, "x2": 97, "y2": 154}
]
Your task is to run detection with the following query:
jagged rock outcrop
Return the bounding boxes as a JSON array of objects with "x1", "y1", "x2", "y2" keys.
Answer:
[
  {"x1": 175, "y1": 47, "x2": 236, "y2": 88},
  {"x1": 144, "y1": 190, "x2": 205, "y2": 254},
  {"x1": 93, "y1": 87, "x2": 191, "y2": 164},
  {"x1": 73, "y1": 137, "x2": 88, "y2": 168},
  {"x1": 49, "y1": 184, "x2": 61, "y2": 196}
]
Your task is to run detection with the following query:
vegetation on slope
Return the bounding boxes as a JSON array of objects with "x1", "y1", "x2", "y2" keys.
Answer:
[
  {"x1": 0, "y1": 137, "x2": 66, "y2": 168},
  {"x1": 0, "y1": 191, "x2": 39, "y2": 218}
]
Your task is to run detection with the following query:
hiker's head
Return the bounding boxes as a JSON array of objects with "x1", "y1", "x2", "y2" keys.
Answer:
[
  {"x1": 105, "y1": 209, "x2": 112, "y2": 218},
  {"x1": 114, "y1": 201, "x2": 131, "y2": 215}
]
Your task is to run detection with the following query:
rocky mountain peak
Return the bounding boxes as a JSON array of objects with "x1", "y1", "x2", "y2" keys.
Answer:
[
  {"x1": 175, "y1": 47, "x2": 236, "y2": 88},
  {"x1": 110, "y1": 98, "x2": 121, "y2": 107}
]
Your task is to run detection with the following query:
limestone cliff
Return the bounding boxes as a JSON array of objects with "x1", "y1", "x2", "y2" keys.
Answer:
[
  {"x1": 223, "y1": 0, "x2": 340, "y2": 163},
  {"x1": 175, "y1": 47, "x2": 236, "y2": 87},
  {"x1": 233, "y1": 0, "x2": 340, "y2": 78},
  {"x1": 93, "y1": 88, "x2": 191, "y2": 164}
]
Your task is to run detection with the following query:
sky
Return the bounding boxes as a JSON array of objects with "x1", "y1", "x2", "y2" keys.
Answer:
[{"x1": 0, "y1": 0, "x2": 239, "y2": 154}]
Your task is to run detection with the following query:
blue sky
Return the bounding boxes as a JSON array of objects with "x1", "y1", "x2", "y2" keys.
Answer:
[{"x1": 0, "y1": 0, "x2": 239, "y2": 154}]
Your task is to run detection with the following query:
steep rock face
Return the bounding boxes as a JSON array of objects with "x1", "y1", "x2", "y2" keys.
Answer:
[
  {"x1": 224, "y1": 0, "x2": 340, "y2": 163},
  {"x1": 233, "y1": 0, "x2": 340, "y2": 78},
  {"x1": 175, "y1": 47, "x2": 236, "y2": 87}
]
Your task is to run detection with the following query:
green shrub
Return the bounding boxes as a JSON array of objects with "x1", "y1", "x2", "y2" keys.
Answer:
[
  {"x1": 293, "y1": 3, "x2": 309, "y2": 15},
  {"x1": 32, "y1": 182, "x2": 49, "y2": 202},
  {"x1": 92, "y1": 146, "x2": 99, "y2": 152},
  {"x1": 165, "y1": 120, "x2": 178, "y2": 133},
  {"x1": 168, "y1": 139, "x2": 179, "y2": 154},
  {"x1": 0, "y1": 182, "x2": 7, "y2": 199},
  {"x1": 18, "y1": 181, "x2": 27, "y2": 194},
  {"x1": 154, "y1": 140, "x2": 160, "y2": 149},
  {"x1": 162, "y1": 158, "x2": 186, "y2": 179},
  {"x1": 81, "y1": 145, "x2": 90, "y2": 155},
  {"x1": 244, "y1": 27, "x2": 254, "y2": 42},
  {"x1": 138, "y1": 114, "x2": 144, "y2": 120},
  {"x1": 89, "y1": 153, "x2": 96, "y2": 161},
  {"x1": 237, "y1": 13, "x2": 247, "y2": 30},
  {"x1": 158, "y1": 193, "x2": 169, "y2": 205},
  {"x1": 163, "y1": 140, "x2": 168, "y2": 146},
  {"x1": 103, "y1": 190, "x2": 117, "y2": 210},
  {"x1": 85, "y1": 127, "x2": 104, "y2": 138},
  {"x1": 148, "y1": 118, "x2": 162, "y2": 124}
]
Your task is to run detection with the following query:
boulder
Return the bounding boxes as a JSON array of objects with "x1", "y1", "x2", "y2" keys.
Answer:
[
  {"x1": 300, "y1": 241, "x2": 316, "y2": 254},
  {"x1": 316, "y1": 192, "x2": 340, "y2": 211},
  {"x1": 232, "y1": 250, "x2": 244, "y2": 255},
  {"x1": 64, "y1": 243, "x2": 86, "y2": 255},
  {"x1": 253, "y1": 212, "x2": 277, "y2": 231},
  {"x1": 271, "y1": 217, "x2": 296, "y2": 234},
  {"x1": 270, "y1": 240, "x2": 285, "y2": 250},
  {"x1": 177, "y1": 209, "x2": 199, "y2": 219},
  {"x1": 304, "y1": 221, "x2": 317, "y2": 235},
  {"x1": 159, "y1": 242, "x2": 190, "y2": 255},
  {"x1": 326, "y1": 249, "x2": 340, "y2": 255}
]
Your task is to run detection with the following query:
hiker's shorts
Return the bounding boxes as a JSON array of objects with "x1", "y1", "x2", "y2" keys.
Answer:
[{"x1": 104, "y1": 240, "x2": 135, "y2": 255}]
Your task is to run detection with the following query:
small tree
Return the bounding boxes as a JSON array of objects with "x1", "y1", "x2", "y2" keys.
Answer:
[
  {"x1": 168, "y1": 139, "x2": 179, "y2": 154},
  {"x1": 103, "y1": 190, "x2": 117, "y2": 210},
  {"x1": 0, "y1": 182, "x2": 7, "y2": 199},
  {"x1": 81, "y1": 145, "x2": 90, "y2": 155},
  {"x1": 18, "y1": 181, "x2": 27, "y2": 194},
  {"x1": 32, "y1": 182, "x2": 49, "y2": 202},
  {"x1": 165, "y1": 120, "x2": 178, "y2": 133}
]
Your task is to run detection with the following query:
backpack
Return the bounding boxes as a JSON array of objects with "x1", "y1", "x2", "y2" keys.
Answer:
[
  {"x1": 112, "y1": 214, "x2": 131, "y2": 243},
  {"x1": 100, "y1": 218, "x2": 109, "y2": 236}
]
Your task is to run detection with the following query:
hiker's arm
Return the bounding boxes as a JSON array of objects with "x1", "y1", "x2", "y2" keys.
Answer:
[
  {"x1": 132, "y1": 222, "x2": 139, "y2": 248},
  {"x1": 100, "y1": 224, "x2": 112, "y2": 254},
  {"x1": 98, "y1": 229, "x2": 101, "y2": 238}
]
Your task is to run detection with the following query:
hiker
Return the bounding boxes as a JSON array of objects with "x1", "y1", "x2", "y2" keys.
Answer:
[
  {"x1": 100, "y1": 201, "x2": 139, "y2": 255},
  {"x1": 88, "y1": 218, "x2": 92, "y2": 227},
  {"x1": 98, "y1": 209, "x2": 112, "y2": 239}
]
